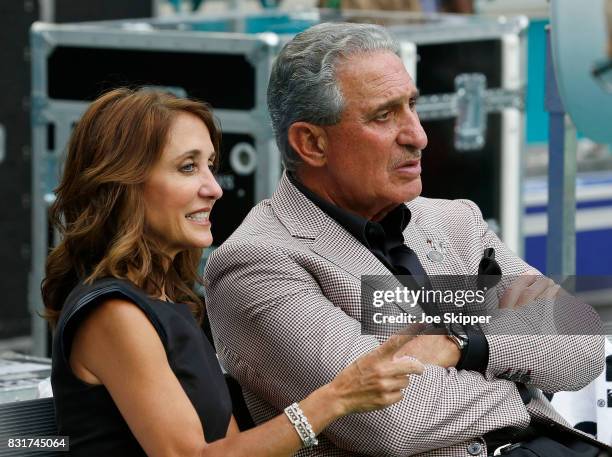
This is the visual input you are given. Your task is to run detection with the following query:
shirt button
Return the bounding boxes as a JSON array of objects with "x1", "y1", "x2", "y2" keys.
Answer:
[{"x1": 467, "y1": 441, "x2": 483, "y2": 455}]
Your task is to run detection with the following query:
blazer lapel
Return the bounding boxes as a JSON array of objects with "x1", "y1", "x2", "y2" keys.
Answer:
[
  {"x1": 271, "y1": 173, "x2": 407, "y2": 309},
  {"x1": 271, "y1": 172, "x2": 327, "y2": 240},
  {"x1": 272, "y1": 173, "x2": 389, "y2": 277},
  {"x1": 311, "y1": 218, "x2": 392, "y2": 280}
]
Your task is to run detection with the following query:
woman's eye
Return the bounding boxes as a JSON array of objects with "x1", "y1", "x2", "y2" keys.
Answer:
[
  {"x1": 208, "y1": 162, "x2": 215, "y2": 171},
  {"x1": 181, "y1": 163, "x2": 196, "y2": 173}
]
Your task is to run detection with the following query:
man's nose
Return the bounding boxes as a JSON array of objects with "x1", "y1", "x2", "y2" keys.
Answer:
[{"x1": 397, "y1": 109, "x2": 428, "y2": 151}]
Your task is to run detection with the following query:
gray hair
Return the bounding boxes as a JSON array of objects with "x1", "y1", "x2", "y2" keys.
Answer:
[{"x1": 267, "y1": 22, "x2": 401, "y2": 173}]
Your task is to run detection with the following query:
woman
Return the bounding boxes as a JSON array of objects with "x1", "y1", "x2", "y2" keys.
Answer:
[{"x1": 43, "y1": 87, "x2": 424, "y2": 456}]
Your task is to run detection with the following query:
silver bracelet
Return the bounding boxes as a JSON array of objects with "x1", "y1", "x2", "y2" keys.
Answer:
[{"x1": 283, "y1": 402, "x2": 319, "y2": 447}]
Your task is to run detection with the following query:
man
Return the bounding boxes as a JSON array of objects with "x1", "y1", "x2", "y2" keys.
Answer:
[{"x1": 205, "y1": 23, "x2": 605, "y2": 456}]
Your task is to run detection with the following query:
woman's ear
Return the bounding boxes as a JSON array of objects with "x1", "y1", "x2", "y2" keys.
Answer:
[{"x1": 287, "y1": 122, "x2": 327, "y2": 168}]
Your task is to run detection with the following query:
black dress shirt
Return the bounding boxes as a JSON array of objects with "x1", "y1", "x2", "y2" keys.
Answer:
[{"x1": 288, "y1": 172, "x2": 489, "y2": 373}]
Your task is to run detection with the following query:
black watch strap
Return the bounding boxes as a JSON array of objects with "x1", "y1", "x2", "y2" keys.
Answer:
[{"x1": 455, "y1": 325, "x2": 489, "y2": 373}]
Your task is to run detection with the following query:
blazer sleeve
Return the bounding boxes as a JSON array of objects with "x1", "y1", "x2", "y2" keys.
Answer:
[
  {"x1": 204, "y1": 240, "x2": 533, "y2": 456},
  {"x1": 457, "y1": 199, "x2": 605, "y2": 393}
]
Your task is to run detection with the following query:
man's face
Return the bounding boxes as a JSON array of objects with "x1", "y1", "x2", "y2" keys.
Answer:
[{"x1": 320, "y1": 51, "x2": 428, "y2": 220}]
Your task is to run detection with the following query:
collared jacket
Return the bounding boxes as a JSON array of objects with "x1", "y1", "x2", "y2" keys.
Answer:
[{"x1": 204, "y1": 172, "x2": 604, "y2": 457}]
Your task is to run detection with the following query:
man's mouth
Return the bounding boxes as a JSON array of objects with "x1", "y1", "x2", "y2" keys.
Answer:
[
  {"x1": 397, "y1": 159, "x2": 420, "y2": 168},
  {"x1": 395, "y1": 159, "x2": 422, "y2": 177}
]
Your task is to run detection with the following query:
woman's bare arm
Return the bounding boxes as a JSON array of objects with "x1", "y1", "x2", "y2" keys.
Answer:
[{"x1": 71, "y1": 298, "x2": 423, "y2": 457}]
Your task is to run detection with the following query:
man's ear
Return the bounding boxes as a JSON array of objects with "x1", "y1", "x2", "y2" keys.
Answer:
[{"x1": 287, "y1": 122, "x2": 327, "y2": 167}]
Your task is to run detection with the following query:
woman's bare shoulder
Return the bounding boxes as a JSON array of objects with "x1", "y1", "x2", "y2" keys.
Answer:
[{"x1": 70, "y1": 297, "x2": 165, "y2": 385}]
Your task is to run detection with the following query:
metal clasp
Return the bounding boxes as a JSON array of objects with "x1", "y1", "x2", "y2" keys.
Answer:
[
  {"x1": 454, "y1": 73, "x2": 487, "y2": 151},
  {"x1": 493, "y1": 443, "x2": 512, "y2": 456},
  {"x1": 493, "y1": 442, "x2": 522, "y2": 455}
]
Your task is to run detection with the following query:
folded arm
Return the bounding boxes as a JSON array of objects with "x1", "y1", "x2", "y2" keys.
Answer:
[{"x1": 457, "y1": 199, "x2": 605, "y2": 392}]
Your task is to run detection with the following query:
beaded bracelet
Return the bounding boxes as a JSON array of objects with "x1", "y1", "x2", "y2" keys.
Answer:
[{"x1": 283, "y1": 402, "x2": 319, "y2": 447}]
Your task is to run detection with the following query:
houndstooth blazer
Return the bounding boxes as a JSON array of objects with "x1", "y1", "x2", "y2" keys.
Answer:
[{"x1": 204, "y1": 172, "x2": 604, "y2": 456}]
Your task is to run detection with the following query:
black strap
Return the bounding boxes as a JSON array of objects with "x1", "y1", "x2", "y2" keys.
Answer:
[{"x1": 456, "y1": 324, "x2": 490, "y2": 373}]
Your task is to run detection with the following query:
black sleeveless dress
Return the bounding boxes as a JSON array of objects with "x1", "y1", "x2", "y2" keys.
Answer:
[{"x1": 51, "y1": 278, "x2": 232, "y2": 456}]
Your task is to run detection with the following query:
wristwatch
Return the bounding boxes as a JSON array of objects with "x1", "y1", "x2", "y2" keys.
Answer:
[
  {"x1": 446, "y1": 323, "x2": 469, "y2": 352},
  {"x1": 447, "y1": 323, "x2": 490, "y2": 373}
]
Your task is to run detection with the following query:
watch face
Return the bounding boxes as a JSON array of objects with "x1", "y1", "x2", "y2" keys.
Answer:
[
  {"x1": 448, "y1": 334, "x2": 467, "y2": 350},
  {"x1": 449, "y1": 322, "x2": 467, "y2": 339},
  {"x1": 456, "y1": 336, "x2": 468, "y2": 349}
]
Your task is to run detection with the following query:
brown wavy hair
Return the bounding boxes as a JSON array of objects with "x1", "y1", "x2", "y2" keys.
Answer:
[{"x1": 42, "y1": 87, "x2": 220, "y2": 327}]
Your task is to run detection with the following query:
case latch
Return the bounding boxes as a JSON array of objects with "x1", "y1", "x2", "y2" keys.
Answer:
[{"x1": 454, "y1": 73, "x2": 487, "y2": 151}]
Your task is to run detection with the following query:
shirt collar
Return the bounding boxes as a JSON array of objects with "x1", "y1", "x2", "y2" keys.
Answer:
[{"x1": 287, "y1": 172, "x2": 412, "y2": 250}]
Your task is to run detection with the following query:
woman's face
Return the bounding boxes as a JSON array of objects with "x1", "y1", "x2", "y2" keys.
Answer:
[{"x1": 143, "y1": 112, "x2": 222, "y2": 257}]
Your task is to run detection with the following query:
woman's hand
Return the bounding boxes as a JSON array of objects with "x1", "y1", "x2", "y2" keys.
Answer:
[{"x1": 328, "y1": 335, "x2": 425, "y2": 416}]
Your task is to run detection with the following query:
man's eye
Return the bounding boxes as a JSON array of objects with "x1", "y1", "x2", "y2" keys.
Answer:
[
  {"x1": 208, "y1": 162, "x2": 215, "y2": 171},
  {"x1": 181, "y1": 163, "x2": 196, "y2": 173},
  {"x1": 375, "y1": 111, "x2": 390, "y2": 121}
]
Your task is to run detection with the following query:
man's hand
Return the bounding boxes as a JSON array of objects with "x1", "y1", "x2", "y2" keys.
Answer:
[
  {"x1": 499, "y1": 272, "x2": 560, "y2": 309},
  {"x1": 394, "y1": 333, "x2": 461, "y2": 369}
]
